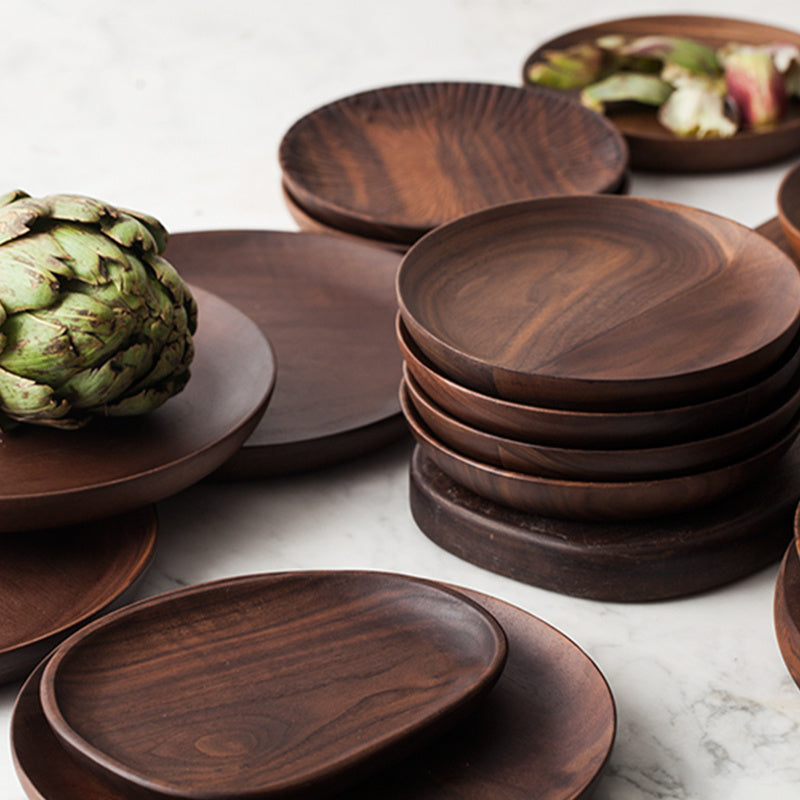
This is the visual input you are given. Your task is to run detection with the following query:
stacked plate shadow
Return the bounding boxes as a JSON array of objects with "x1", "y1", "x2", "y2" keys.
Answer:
[
  {"x1": 278, "y1": 81, "x2": 630, "y2": 251},
  {"x1": 397, "y1": 195, "x2": 800, "y2": 602}
]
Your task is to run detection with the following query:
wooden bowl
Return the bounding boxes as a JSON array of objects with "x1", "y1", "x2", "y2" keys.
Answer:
[
  {"x1": 778, "y1": 161, "x2": 800, "y2": 262},
  {"x1": 775, "y1": 536, "x2": 800, "y2": 691},
  {"x1": 397, "y1": 195, "x2": 800, "y2": 409},
  {"x1": 398, "y1": 314, "x2": 800, "y2": 448},
  {"x1": 400, "y1": 382, "x2": 800, "y2": 522},
  {"x1": 279, "y1": 81, "x2": 628, "y2": 244},
  {"x1": 40, "y1": 571, "x2": 507, "y2": 800},
  {"x1": 523, "y1": 15, "x2": 800, "y2": 172},
  {"x1": 404, "y1": 367, "x2": 800, "y2": 481}
]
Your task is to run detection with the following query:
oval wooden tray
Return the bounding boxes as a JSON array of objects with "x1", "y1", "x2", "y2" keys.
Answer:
[
  {"x1": 279, "y1": 81, "x2": 628, "y2": 244},
  {"x1": 401, "y1": 383, "x2": 800, "y2": 522},
  {"x1": 778, "y1": 161, "x2": 800, "y2": 261},
  {"x1": 0, "y1": 506, "x2": 156, "y2": 684},
  {"x1": 39, "y1": 571, "x2": 507, "y2": 800},
  {"x1": 774, "y1": 539, "x2": 800, "y2": 690},
  {"x1": 523, "y1": 15, "x2": 800, "y2": 172},
  {"x1": 13, "y1": 585, "x2": 615, "y2": 800},
  {"x1": 398, "y1": 195, "x2": 800, "y2": 409},
  {"x1": 411, "y1": 446, "x2": 798, "y2": 601},
  {"x1": 398, "y1": 314, "x2": 800, "y2": 448},
  {"x1": 0, "y1": 287, "x2": 275, "y2": 531},
  {"x1": 164, "y1": 230, "x2": 407, "y2": 478}
]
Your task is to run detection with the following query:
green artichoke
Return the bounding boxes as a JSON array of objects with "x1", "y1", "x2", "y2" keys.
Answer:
[{"x1": 0, "y1": 190, "x2": 197, "y2": 430}]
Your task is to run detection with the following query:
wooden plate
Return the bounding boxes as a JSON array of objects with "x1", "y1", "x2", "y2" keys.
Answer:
[
  {"x1": 39, "y1": 571, "x2": 507, "y2": 800},
  {"x1": 13, "y1": 586, "x2": 615, "y2": 800},
  {"x1": 774, "y1": 539, "x2": 800, "y2": 690},
  {"x1": 0, "y1": 506, "x2": 156, "y2": 685},
  {"x1": 398, "y1": 314, "x2": 800, "y2": 448},
  {"x1": 404, "y1": 368, "x2": 800, "y2": 481},
  {"x1": 758, "y1": 216, "x2": 797, "y2": 260},
  {"x1": 397, "y1": 196, "x2": 800, "y2": 408},
  {"x1": 401, "y1": 383, "x2": 800, "y2": 522},
  {"x1": 523, "y1": 15, "x2": 800, "y2": 172},
  {"x1": 279, "y1": 81, "x2": 628, "y2": 244},
  {"x1": 411, "y1": 446, "x2": 798, "y2": 601},
  {"x1": 778, "y1": 161, "x2": 800, "y2": 261},
  {"x1": 0, "y1": 287, "x2": 275, "y2": 532},
  {"x1": 164, "y1": 230, "x2": 407, "y2": 478}
]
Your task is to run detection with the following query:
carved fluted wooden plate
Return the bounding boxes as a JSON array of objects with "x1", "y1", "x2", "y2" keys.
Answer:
[
  {"x1": 523, "y1": 15, "x2": 800, "y2": 172},
  {"x1": 279, "y1": 81, "x2": 628, "y2": 244},
  {"x1": 0, "y1": 506, "x2": 156, "y2": 685},
  {"x1": 39, "y1": 571, "x2": 507, "y2": 800},
  {"x1": 398, "y1": 196, "x2": 800, "y2": 409},
  {"x1": 0, "y1": 288, "x2": 275, "y2": 531},
  {"x1": 778, "y1": 161, "x2": 800, "y2": 261},
  {"x1": 164, "y1": 230, "x2": 406, "y2": 478},
  {"x1": 13, "y1": 585, "x2": 614, "y2": 800}
]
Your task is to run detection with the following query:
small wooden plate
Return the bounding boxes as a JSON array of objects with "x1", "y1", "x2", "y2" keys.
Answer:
[
  {"x1": 0, "y1": 506, "x2": 156, "y2": 684},
  {"x1": 279, "y1": 81, "x2": 628, "y2": 244},
  {"x1": 0, "y1": 288, "x2": 275, "y2": 531},
  {"x1": 758, "y1": 216, "x2": 797, "y2": 260},
  {"x1": 13, "y1": 586, "x2": 615, "y2": 800},
  {"x1": 778, "y1": 161, "x2": 800, "y2": 261},
  {"x1": 401, "y1": 383, "x2": 800, "y2": 521},
  {"x1": 164, "y1": 230, "x2": 407, "y2": 478},
  {"x1": 39, "y1": 571, "x2": 507, "y2": 800},
  {"x1": 411, "y1": 446, "x2": 798, "y2": 601},
  {"x1": 397, "y1": 196, "x2": 800, "y2": 408},
  {"x1": 523, "y1": 15, "x2": 800, "y2": 172},
  {"x1": 774, "y1": 539, "x2": 800, "y2": 690},
  {"x1": 398, "y1": 314, "x2": 800, "y2": 448}
]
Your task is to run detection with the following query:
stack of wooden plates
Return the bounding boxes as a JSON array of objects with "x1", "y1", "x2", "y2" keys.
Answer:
[
  {"x1": 397, "y1": 195, "x2": 800, "y2": 599},
  {"x1": 278, "y1": 81, "x2": 629, "y2": 251}
]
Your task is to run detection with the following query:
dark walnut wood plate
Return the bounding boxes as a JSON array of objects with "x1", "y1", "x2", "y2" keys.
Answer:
[
  {"x1": 164, "y1": 230, "x2": 407, "y2": 478},
  {"x1": 13, "y1": 585, "x2": 615, "y2": 800},
  {"x1": 397, "y1": 195, "x2": 800, "y2": 409},
  {"x1": 523, "y1": 15, "x2": 800, "y2": 172},
  {"x1": 411, "y1": 446, "x2": 800, "y2": 602},
  {"x1": 774, "y1": 537, "x2": 800, "y2": 690},
  {"x1": 757, "y1": 216, "x2": 796, "y2": 260},
  {"x1": 39, "y1": 571, "x2": 507, "y2": 800},
  {"x1": 0, "y1": 287, "x2": 275, "y2": 532},
  {"x1": 279, "y1": 81, "x2": 628, "y2": 244},
  {"x1": 0, "y1": 506, "x2": 156, "y2": 685},
  {"x1": 778, "y1": 161, "x2": 800, "y2": 261}
]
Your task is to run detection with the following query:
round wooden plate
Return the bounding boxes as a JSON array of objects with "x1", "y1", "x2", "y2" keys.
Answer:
[
  {"x1": 12, "y1": 585, "x2": 615, "y2": 800},
  {"x1": 397, "y1": 195, "x2": 800, "y2": 409},
  {"x1": 164, "y1": 230, "x2": 407, "y2": 478},
  {"x1": 0, "y1": 506, "x2": 156, "y2": 684},
  {"x1": 279, "y1": 81, "x2": 628, "y2": 244},
  {"x1": 39, "y1": 571, "x2": 507, "y2": 800},
  {"x1": 523, "y1": 15, "x2": 800, "y2": 172},
  {"x1": 0, "y1": 287, "x2": 275, "y2": 532},
  {"x1": 411, "y1": 446, "x2": 799, "y2": 602},
  {"x1": 774, "y1": 539, "x2": 800, "y2": 690},
  {"x1": 778, "y1": 161, "x2": 800, "y2": 261},
  {"x1": 758, "y1": 216, "x2": 796, "y2": 260}
]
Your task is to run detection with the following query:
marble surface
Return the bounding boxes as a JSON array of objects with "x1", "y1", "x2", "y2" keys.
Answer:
[{"x1": 3, "y1": 1, "x2": 800, "y2": 798}]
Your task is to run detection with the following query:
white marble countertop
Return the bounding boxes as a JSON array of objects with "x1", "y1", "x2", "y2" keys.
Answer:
[{"x1": 3, "y1": 1, "x2": 800, "y2": 798}]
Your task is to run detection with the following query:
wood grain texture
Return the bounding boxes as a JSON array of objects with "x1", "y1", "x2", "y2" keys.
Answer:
[
  {"x1": 778, "y1": 162, "x2": 800, "y2": 262},
  {"x1": 757, "y1": 216, "x2": 796, "y2": 260},
  {"x1": 0, "y1": 506, "x2": 156, "y2": 684},
  {"x1": 164, "y1": 230, "x2": 407, "y2": 478},
  {"x1": 12, "y1": 586, "x2": 615, "y2": 800},
  {"x1": 0, "y1": 288, "x2": 274, "y2": 531},
  {"x1": 523, "y1": 15, "x2": 800, "y2": 172},
  {"x1": 410, "y1": 446, "x2": 798, "y2": 601},
  {"x1": 40, "y1": 572, "x2": 507, "y2": 800},
  {"x1": 401, "y1": 382, "x2": 800, "y2": 522},
  {"x1": 774, "y1": 541, "x2": 800, "y2": 690},
  {"x1": 279, "y1": 82, "x2": 628, "y2": 244},
  {"x1": 397, "y1": 196, "x2": 800, "y2": 408}
]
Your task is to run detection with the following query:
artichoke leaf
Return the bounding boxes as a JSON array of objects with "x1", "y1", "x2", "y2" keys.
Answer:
[
  {"x1": 127, "y1": 334, "x2": 187, "y2": 392},
  {"x1": 49, "y1": 223, "x2": 131, "y2": 285},
  {"x1": 0, "y1": 364, "x2": 70, "y2": 418},
  {"x1": 46, "y1": 194, "x2": 114, "y2": 224},
  {"x1": 100, "y1": 213, "x2": 159, "y2": 254},
  {"x1": 0, "y1": 197, "x2": 50, "y2": 246},
  {"x1": 119, "y1": 207, "x2": 168, "y2": 254},
  {"x1": 581, "y1": 72, "x2": 673, "y2": 113},
  {"x1": 105, "y1": 371, "x2": 190, "y2": 417},
  {"x1": 0, "y1": 190, "x2": 30, "y2": 209},
  {"x1": 0, "y1": 312, "x2": 79, "y2": 382},
  {"x1": 144, "y1": 252, "x2": 197, "y2": 331}
]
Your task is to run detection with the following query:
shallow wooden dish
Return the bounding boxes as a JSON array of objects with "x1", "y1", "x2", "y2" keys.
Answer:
[
  {"x1": 778, "y1": 161, "x2": 800, "y2": 261},
  {"x1": 0, "y1": 506, "x2": 156, "y2": 684},
  {"x1": 757, "y1": 216, "x2": 796, "y2": 260},
  {"x1": 279, "y1": 81, "x2": 628, "y2": 244},
  {"x1": 404, "y1": 368, "x2": 800, "y2": 481},
  {"x1": 523, "y1": 15, "x2": 800, "y2": 172},
  {"x1": 13, "y1": 586, "x2": 615, "y2": 800},
  {"x1": 774, "y1": 538, "x2": 800, "y2": 690},
  {"x1": 40, "y1": 571, "x2": 507, "y2": 800},
  {"x1": 397, "y1": 196, "x2": 800, "y2": 409},
  {"x1": 165, "y1": 230, "x2": 406, "y2": 478},
  {"x1": 401, "y1": 383, "x2": 800, "y2": 522},
  {"x1": 0, "y1": 288, "x2": 275, "y2": 531}
]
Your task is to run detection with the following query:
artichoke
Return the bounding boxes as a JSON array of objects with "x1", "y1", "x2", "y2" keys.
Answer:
[{"x1": 0, "y1": 190, "x2": 197, "y2": 430}]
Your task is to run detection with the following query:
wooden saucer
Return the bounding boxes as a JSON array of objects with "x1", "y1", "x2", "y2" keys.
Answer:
[
  {"x1": 410, "y1": 445, "x2": 800, "y2": 601},
  {"x1": 778, "y1": 162, "x2": 800, "y2": 261},
  {"x1": 774, "y1": 541, "x2": 800, "y2": 689},
  {"x1": 0, "y1": 506, "x2": 156, "y2": 684}
]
